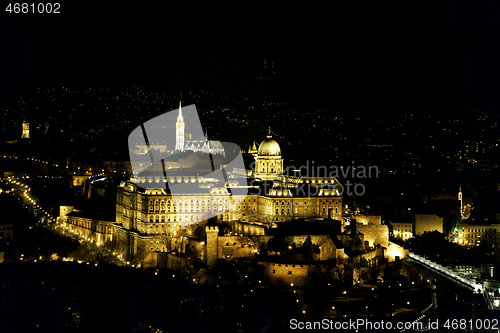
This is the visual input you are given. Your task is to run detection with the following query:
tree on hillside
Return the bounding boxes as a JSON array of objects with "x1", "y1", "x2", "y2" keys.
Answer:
[
  {"x1": 302, "y1": 235, "x2": 315, "y2": 261},
  {"x1": 267, "y1": 234, "x2": 294, "y2": 254},
  {"x1": 333, "y1": 256, "x2": 367, "y2": 285}
]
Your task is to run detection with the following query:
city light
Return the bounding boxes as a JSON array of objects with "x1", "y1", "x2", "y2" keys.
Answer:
[{"x1": 0, "y1": 12, "x2": 498, "y2": 327}]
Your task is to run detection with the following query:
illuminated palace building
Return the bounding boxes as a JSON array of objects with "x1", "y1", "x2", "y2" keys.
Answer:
[{"x1": 60, "y1": 107, "x2": 343, "y2": 267}]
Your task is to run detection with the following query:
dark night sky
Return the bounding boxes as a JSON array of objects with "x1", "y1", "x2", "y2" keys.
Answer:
[{"x1": 1, "y1": 1, "x2": 500, "y2": 114}]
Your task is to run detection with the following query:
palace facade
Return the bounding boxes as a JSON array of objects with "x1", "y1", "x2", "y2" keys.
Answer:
[
  {"x1": 59, "y1": 104, "x2": 348, "y2": 268},
  {"x1": 110, "y1": 129, "x2": 343, "y2": 266},
  {"x1": 60, "y1": 129, "x2": 345, "y2": 267}
]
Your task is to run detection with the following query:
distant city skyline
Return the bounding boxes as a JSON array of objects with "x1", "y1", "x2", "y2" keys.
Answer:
[{"x1": 2, "y1": 1, "x2": 500, "y2": 114}]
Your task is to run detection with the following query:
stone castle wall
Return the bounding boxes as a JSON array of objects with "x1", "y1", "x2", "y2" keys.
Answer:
[
  {"x1": 288, "y1": 235, "x2": 329, "y2": 248},
  {"x1": 215, "y1": 234, "x2": 341, "y2": 262},
  {"x1": 414, "y1": 214, "x2": 443, "y2": 236},
  {"x1": 261, "y1": 261, "x2": 330, "y2": 286},
  {"x1": 60, "y1": 215, "x2": 114, "y2": 246},
  {"x1": 59, "y1": 206, "x2": 74, "y2": 217},
  {"x1": 356, "y1": 224, "x2": 389, "y2": 247},
  {"x1": 157, "y1": 252, "x2": 190, "y2": 271},
  {"x1": 356, "y1": 215, "x2": 382, "y2": 225},
  {"x1": 231, "y1": 221, "x2": 266, "y2": 236},
  {"x1": 217, "y1": 235, "x2": 268, "y2": 260},
  {"x1": 385, "y1": 242, "x2": 408, "y2": 261}
]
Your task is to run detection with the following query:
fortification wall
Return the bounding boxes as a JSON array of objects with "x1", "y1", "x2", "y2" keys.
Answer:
[
  {"x1": 386, "y1": 242, "x2": 408, "y2": 262},
  {"x1": 356, "y1": 215, "x2": 382, "y2": 225},
  {"x1": 157, "y1": 253, "x2": 190, "y2": 271},
  {"x1": 61, "y1": 216, "x2": 113, "y2": 245},
  {"x1": 261, "y1": 261, "x2": 331, "y2": 286},
  {"x1": 415, "y1": 214, "x2": 443, "y2": 236},
  {"x1": 356, "y1": 224, "x2": 389, "y2": 247},
  {"x1": 217, "y1": 235, "x2": 265, "y2": 259},
  {"x1": 288, "y1": 235, "x2": 329, "y2": 248},
  {"x1": 231, "y1": 221, "x2": 266, "y2": 236}
]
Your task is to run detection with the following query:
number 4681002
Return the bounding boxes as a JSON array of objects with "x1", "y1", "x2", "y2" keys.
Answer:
[{"x1": 6, "y1": 3, "x2": 60, "y2": 14}]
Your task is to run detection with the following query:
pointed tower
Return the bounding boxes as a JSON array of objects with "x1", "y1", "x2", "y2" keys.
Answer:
[
  {"x1": 458, "y1": 184, "x2": 463, "y2": 219},
  {"x1": 249, "y1": 141, "x2": 258, "y2": 157},
  {"x1": 175, "y1": 101, "x2": 185, "y2": 151},
  {"x1": 202, "y1": 129, "x2": 209, "y2": 153}
]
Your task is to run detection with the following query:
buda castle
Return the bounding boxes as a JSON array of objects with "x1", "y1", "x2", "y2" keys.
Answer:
[{"x1": 58, "y1": 104, "x2": 397, "y2": 271}]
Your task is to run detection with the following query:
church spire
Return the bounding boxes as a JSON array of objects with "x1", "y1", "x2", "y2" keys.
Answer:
[
  {"x1": 175, "y1": 101, "x2": 185, "y2": 151},
  {"x1": 267, "y1": 126, "x2": 272, "y2": 138},
  {"x1": 458, "y1": 183, "x2": 463, "y2": 220},
  {"x1": 250, "y1": 141, "x2": 258, "y2": 157}
]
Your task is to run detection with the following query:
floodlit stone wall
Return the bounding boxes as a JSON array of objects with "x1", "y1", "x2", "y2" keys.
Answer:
[
  {"x1": 356, "y1": 215, "x2": 382, "y2": 225},
  {"x1": 261, "y1": 261, "x2": 324, "y2": 286},
  {"x1": 356, "y1": 224, "x2": 389, "y2": 247}
]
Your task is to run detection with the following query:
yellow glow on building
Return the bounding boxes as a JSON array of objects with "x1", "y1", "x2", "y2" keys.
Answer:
[{"x1": 21, "y1": 122, "x2": 29, "y2": 139}]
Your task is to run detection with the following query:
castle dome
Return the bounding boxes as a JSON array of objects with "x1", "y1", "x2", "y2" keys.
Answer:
[{"x1": 258, "y1": 135, "x2": 281, "y2": 156}]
